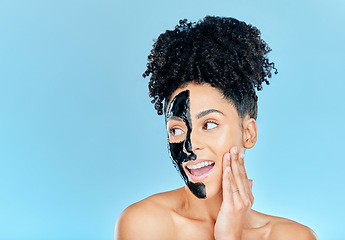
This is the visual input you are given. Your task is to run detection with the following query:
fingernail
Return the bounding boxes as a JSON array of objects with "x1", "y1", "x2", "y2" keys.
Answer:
[
  {"x1": 240, "y1": 152, "x2": 244, "y2": 159},
  {"x1": 226, "y1": 166, "x2": 230, "y2": 173},
  {"x1": 232, "y1": 147, "x2": 238, "y2": 154},
  {"x1": 227, "y1": 153, "x2": 230, "y2": 161}
]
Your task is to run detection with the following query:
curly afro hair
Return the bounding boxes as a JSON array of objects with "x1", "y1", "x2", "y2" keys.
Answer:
[{"x1": 143, "y1": 16, "x2": 277, "y2": 119}]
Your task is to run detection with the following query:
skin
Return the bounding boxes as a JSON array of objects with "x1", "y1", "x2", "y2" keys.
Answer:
[{"x1": 115, "y1": 83, "x2": 318, "y2": 240}]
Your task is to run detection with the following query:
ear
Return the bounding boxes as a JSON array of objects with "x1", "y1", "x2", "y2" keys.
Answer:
[{"x1": 242, "y1": 118, "x2": 257, "y2": 149}]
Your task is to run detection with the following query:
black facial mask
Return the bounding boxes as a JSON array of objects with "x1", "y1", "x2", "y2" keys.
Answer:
[{"x1": 166, "y1": 90, "x2": 206, "y2": 199}]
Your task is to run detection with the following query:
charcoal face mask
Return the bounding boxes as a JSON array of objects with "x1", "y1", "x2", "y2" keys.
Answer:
[{"x1": 166, "y1": 90, "x2": 206, "y2": 199}]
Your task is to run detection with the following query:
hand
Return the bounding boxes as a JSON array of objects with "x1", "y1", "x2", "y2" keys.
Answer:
[{"x1": 214, "y1": 147, "x2": 254, "y2": 240}]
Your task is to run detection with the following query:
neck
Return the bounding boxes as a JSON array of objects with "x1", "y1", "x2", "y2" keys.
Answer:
[{"x1": 181, "y1": 186, "x2": 223, "y2": 222}]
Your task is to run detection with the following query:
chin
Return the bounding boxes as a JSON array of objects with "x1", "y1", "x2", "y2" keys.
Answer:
[
  {"x1": 203, "y1": 169, "x2": 223, "y2": 199},
  {"x1": 188, "y1": 178, "x2": 221, "y2": 200}
]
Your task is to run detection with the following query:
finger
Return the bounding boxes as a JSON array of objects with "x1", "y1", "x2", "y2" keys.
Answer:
[
  {"x1": 227, "y1": 149, "x2": 238, "y2": 194},
  {"x1": 222, "y1": 166, "x2": 234, "y2": 205},
  {"x1": 249, "y1": 179, "x2": 253, "y2": 190},
  {"x1": 222, "y1": 152, "x2": 233, "y2": 202},
  {"x1": 238, "y1": 149, "x2": 250, "y2": 195},
  {"x1": 239, "y1": 148, "x2": 248, "y2": 179},
  {"x1": 248, "y1": 179, "x2": 254, "y2": 205},
  {"x1": 228, "y1": 164, "x2": 240, "y2": 202},
  {"x1": 230, "y1": 147, "x2": 247, "y2": 202},
  {"x1": 222, "y1": 151, "x2": 232, "y2": 202},
  {"x1": 223, "y1": 152, "x2": 231, "y2": 172},
  {"x1": 238, "y1": 149, "x2": 254, "y2": 205}
]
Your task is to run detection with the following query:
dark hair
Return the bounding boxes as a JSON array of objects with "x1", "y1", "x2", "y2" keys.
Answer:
[{"x1": 143, "y1": 16, "x2": 277, "y2": 119}]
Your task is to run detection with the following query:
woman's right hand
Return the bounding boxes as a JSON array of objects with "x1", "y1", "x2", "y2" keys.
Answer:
[{"x1": 214, "y1": 147, "x2": 254, "y2": 240}]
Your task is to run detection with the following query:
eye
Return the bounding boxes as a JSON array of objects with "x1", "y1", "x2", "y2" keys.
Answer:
[
  {"x1": 169, "y1": 128, "x2": 185, "y2": 137},
  {"x1": 203, "y1": 121, "x2": 218, "y2": 130}
]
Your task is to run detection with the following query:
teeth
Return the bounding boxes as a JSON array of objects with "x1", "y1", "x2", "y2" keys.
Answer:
[{"x1": 187, "y1": 161, "x2": 214, "y2": 170}]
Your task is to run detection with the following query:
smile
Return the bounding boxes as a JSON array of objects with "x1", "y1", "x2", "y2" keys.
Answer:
[{"x1": 184, "y1": 160, "x2": 215, "y2": 182}]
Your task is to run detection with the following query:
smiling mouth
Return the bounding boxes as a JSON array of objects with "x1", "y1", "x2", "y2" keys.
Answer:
[{"x1": 185, "y1": 161, "x2": 215, "y2": 182}]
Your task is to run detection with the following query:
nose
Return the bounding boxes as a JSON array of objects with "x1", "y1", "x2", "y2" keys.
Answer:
[
  {"x1": 184, "y1": 129, "x2": 203, "y2": 154},
  {"x1": 183, "y1": 133, "x2": 193, "y2": 154}
]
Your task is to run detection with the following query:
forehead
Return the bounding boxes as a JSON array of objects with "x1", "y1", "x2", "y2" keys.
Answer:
[
  {"x1": 166, "y1": 83, "x2": 232, "y2": 116},
  {"x1": 166, "y1": 90, "x2": 190, "y2": 119}
]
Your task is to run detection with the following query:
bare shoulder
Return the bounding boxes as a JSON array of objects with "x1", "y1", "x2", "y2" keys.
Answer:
[
  {"x1": 267, "y1": 215, "x2": 317, "y2": 240},
  {"x1": 115, "y1": 191, "x2": 180, "y2": 240}
]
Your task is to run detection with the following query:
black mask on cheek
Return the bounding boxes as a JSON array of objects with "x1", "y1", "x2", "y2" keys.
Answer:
[{"x1": 166, "y1": 90, "x2": 206, "y2": 199}]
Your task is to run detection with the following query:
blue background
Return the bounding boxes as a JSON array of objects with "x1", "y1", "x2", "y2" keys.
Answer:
[{"x1": 0, "y1": 0, "x2": 344, "y2": 239}]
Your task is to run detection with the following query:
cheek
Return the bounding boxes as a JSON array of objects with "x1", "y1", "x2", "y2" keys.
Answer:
[{"x1": 207, "y1": 126, "x2": 241, "y2": 157}]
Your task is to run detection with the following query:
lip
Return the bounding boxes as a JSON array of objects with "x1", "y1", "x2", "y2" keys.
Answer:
[{"x1": 183, "y1": 159, "x2": 215, "y2": 182}]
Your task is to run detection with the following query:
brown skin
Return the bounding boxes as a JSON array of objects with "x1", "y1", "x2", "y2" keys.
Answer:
[{"x1": 115, "y1": 83, "x2": 317, "y2": 240}]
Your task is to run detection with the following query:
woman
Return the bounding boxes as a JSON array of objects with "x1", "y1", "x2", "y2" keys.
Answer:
[{"x1": 115, "y1": 16, "x2": 317, "y2": 240}]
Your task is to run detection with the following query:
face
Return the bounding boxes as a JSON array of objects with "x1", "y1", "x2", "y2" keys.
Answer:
[{"x1": 166, "y1": 83, "x2": 245, "y2": 199}]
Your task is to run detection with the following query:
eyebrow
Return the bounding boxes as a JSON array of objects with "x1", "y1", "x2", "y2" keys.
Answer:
[{"x1": 196, "y1": 109, "x2": 225, "y2": 119}]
